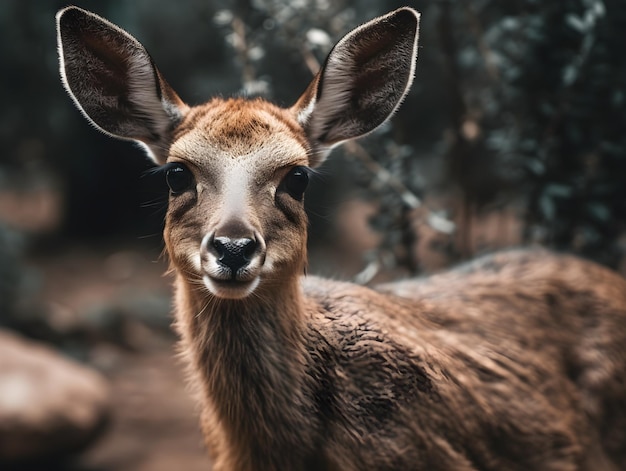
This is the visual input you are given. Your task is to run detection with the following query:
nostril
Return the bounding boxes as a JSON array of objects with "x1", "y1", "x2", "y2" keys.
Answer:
[
  {"x1": 211, "y1": 235, "x2": 226, "y2": 259},
  {"x1": 242, "y1": 238, "x2": 258, "y2": 261},
  {"x1": 211, "y1": 236, "x2": 257, "y2": 274}
]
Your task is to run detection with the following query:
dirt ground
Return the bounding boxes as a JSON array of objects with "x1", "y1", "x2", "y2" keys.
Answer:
[
  {"x1": 77, "y1": 349, "x2": 211, "y2": 471},
  {"x1": 24, "y1": 247, "x2": 213, "y2": 471}
]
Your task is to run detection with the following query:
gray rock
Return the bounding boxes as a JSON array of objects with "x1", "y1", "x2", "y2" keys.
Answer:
[{"x1": 0, "y1": 329, "x2": 110, "y2": 465}]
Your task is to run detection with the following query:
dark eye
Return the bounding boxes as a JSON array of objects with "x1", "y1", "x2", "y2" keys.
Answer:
[
  {"x1": 166, "y1": 163, "x2": 193, "y2": 195},
  {"x1": 282, "y1": 166, "x2": 309, "y2": 201}
]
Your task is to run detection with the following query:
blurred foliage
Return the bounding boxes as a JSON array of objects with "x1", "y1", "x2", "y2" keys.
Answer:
[
  {"x1": 438, "y1": 0, "x2": 626, "y2": 268},
  {"x1": 1, "y1": 0, "x2": 625, "y2": 275},
  {"x1": 354, "y1": 0, "x2": 626, "y2": 271}
]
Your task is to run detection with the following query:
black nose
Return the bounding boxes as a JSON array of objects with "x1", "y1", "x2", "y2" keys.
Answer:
[{"x1": 212, "y1": 236, "x2": 257, "y2": 275}]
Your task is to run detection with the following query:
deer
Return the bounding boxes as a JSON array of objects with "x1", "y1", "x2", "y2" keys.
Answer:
[{"x1": 56, "y1": 5, "x2": 626, "y2": 471}]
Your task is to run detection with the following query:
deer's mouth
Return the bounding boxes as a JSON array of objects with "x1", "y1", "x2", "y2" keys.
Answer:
[{"x1": 202, "y1": 275, "x2": 260, "y2": 300}]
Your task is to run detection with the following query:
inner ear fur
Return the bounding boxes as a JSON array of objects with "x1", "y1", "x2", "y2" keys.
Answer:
[{"x1": 292, "y1": 7, "x2": 420, "y2": 167}]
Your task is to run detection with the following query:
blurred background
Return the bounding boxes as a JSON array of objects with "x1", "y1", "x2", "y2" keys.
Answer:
[{"x1": 1, "y1": 0, "x2": 625, "y2": 469}]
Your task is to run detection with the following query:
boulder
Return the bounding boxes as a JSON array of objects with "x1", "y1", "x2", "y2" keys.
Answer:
[{"x1": 0, "y1": 329, "x2": 110, "y2": 466}]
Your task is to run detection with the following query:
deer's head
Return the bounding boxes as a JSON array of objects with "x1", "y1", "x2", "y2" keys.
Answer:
[{"x1": 56, "y1": 6, "x2": 419, "y2": 300}]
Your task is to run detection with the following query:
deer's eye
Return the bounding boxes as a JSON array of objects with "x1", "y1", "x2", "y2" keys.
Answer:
[
  {"x1": 282, "y1": 166, "x2": 309, "y2": 201},
  {"x1": 166, "y1": 163, "x2": 193, "y2": 195}
]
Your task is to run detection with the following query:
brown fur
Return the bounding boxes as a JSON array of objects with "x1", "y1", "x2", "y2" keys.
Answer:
[
  {"x1": 56, "y1": 6, "x2": 626, "y2": 470},
  {"x1": 173, "y1": 98, "x2": 310, "y2": 155},
  {"x1": 172, "y1": 249, "x2": 626, "y2": 471}
]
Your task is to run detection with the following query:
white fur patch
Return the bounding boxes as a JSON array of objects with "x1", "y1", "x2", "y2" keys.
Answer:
[
  {"x1": 296, "y1": 96, "x2": 317, "y2": 127},
  {"x1": 221, "y1": 162, "x2": 253, "y2": 217}
]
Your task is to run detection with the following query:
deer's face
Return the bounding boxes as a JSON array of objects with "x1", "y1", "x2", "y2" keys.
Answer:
[
  {"x1": 164, "y1": 100, "x2": 311, "y2": 299},
  {"x1": 56, "y1": 6, "x2": 419, "y2": 300}
]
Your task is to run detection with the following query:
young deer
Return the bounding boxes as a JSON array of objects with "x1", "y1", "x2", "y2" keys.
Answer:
[{"x1": 56, "y1": 6, "x2": 626, "y2": 471}]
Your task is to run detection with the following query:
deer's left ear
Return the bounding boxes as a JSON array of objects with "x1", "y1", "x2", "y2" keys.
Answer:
[
  {"x1": 292, "y1": 7, "x2": 420, "y2": 168},
  {"x1": 56, "y1": 6, "x2": 189, "y2": 164}
]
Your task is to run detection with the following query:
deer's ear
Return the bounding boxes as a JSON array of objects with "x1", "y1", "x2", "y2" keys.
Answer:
[
  {"x1": 56, "y1": 7, "x2": 188, "y2": 164},
  {"x1": 292, "y1": 7, "x2": 420, "y2": 167}
]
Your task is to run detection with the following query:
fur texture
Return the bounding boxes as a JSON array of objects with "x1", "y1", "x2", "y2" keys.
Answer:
[{"x1": 171, "y1": 249, "x2": 626, "y2": 471}]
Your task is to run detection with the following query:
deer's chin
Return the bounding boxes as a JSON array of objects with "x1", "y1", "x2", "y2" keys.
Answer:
[{"x1": 203, "y1": 275, "x2": 260, "y2": 300}]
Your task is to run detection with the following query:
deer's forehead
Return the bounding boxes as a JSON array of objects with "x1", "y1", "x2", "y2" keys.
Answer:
[{"x1": 170, "y1": 99, "x2": 310, "y2": 176}]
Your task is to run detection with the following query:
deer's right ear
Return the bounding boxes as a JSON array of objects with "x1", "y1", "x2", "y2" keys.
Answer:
[
  {"x1": 56, "y1": 7, "x2": 188, "y2": 164},
  {"x1": 292, "y1": 7, "x2": 420, "y2": 168}
]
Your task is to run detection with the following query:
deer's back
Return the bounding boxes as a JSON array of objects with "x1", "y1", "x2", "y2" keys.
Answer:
[{"x1": 302, "y1": 249, "x2": 626, "y2": 470}]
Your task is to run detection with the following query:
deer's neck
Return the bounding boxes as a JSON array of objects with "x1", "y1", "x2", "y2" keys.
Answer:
[{"x1": 175, "y1": 275, "x2": 320, "y2": 468}]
